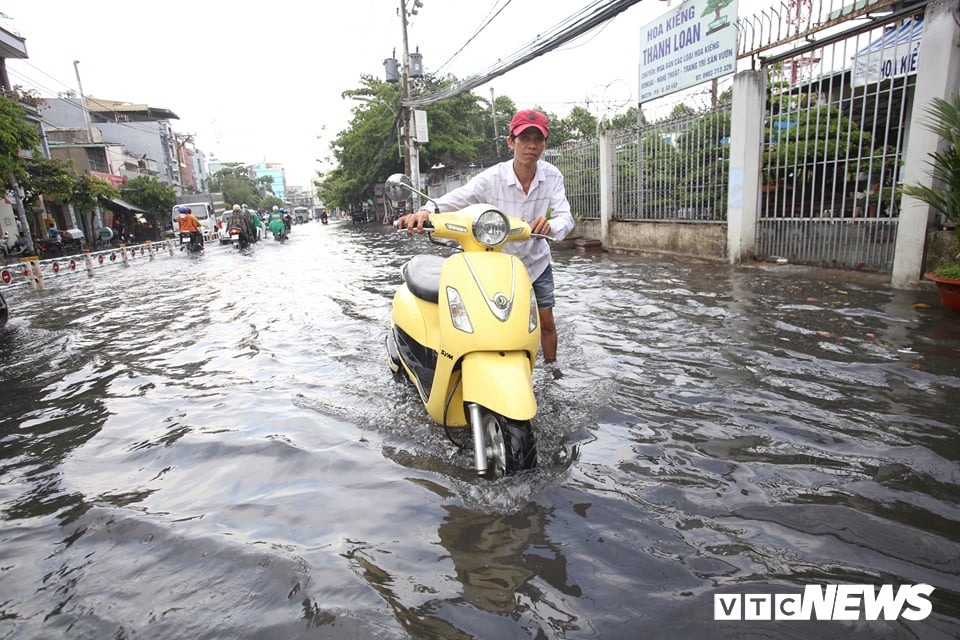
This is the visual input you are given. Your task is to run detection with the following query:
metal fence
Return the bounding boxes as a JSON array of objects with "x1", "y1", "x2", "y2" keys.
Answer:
[
  {"x1": 547, "y1": 1, "x2": 924, "y2": 272},
  {"x1": 546, "y1": 142, "x2": 600, "y2": 221},
  {"x1": 757, "y1": 15, "x2": 916, "y2": 269},
  {"x1": 1, "y1": 240, "x2": 182, "y2": 291},
  {"x1": 548, "y1": 97, "x2": 732, "y2": 224}
]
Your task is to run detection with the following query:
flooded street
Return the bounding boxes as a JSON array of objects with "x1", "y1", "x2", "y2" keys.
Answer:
[{"x1": 1, "y1": 219, "x2": 958, "y2": 639}]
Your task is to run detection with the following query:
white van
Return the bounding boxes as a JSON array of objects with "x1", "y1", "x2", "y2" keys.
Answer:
[{"x1": 172, "y1": 202, "x2": 218, "y2": 241}]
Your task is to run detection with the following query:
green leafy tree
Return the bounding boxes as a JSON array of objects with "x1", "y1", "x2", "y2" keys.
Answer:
[
  {"x1": 609, "y1": 106, "x2": 643, "y2": 131},
  {"x1": 0, "y1": 93, "x2": 42, "y2": 243},
  {"x1": 210, "y1": 166, "x2": 262, "y2": 209},
  {"x1": 764, "y1": 105, "x2": 892, "y2": 195},
  {"x1": 257, "y1": 175, "x2": 274, "y2": 196},
  {"x1": 676, "y1": 110, "x2": 731, "y2": 217},
  {"x1": 0, "y1": 93, "x2": 41, "y2": 181},
  {"x1": 640, "y1": 128, "x2": 680, "y2": 217},
  {"x1": 122, "y1": 175, "x2": 176, "y2": 226},
  {"x1": 70, "y1": 175, "x2": 120, "y2": 212},
  {"x1": 69, "y1": 175, "x2": 120, "y2": 239},
  {"x1": 670, "y1": 103, "x2": 696, "y2": 119},
  {"x1": 556, "y1": 105, "x2": 598, "y2": 141},
  {"x1": 21, "y1": 156, "x2": 75, "y2": 207},
  {"x1": 261, "y1": 195, "x2": 284, "y2": 211},
  {"x1": 320, "y1": 75, "x2": 503, "y2": 207}
]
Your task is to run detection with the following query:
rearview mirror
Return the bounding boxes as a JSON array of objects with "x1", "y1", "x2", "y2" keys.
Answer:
[{"x1": 385, "y1": 174, "x2": 413, "y2": 204}]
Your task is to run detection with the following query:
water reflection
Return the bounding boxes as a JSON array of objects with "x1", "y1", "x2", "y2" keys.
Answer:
[{"x1": 0, "y1": 221, "x2": 957, "y2": 638}]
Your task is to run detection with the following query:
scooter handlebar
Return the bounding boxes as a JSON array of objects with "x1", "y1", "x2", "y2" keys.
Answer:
[{"x1": 394, "y1": 218, "x2": 434, "y2": 232}]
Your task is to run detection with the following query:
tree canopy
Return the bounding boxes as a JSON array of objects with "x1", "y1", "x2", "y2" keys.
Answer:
[
  {"x1": 122, "y1": 175, "x2": 176, "y2": 226},
  {"x1": 315, "y1": 74, "x2": 630, "y2": 209},
  {"x1": 209, "y1": 165, "x2": 264, "y2": 209},
  {"x1": 0, "y1": 94, "x2": 41, "y2": 184}
]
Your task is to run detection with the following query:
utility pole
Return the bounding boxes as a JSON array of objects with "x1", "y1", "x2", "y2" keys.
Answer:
[
  {"x1": 72, "y1": 60, "x2": 94, "y2": 144},
  {"x1": 490, "y1": 87, "x2": 500, "y2": 158},
  {"x1": 400, "y1": 1, "x2": 420, "y2": 206}
]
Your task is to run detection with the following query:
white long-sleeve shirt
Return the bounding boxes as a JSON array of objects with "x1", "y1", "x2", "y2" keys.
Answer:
[{"x1": 428, "y1": 159, "x2": 575, "y2": 281}]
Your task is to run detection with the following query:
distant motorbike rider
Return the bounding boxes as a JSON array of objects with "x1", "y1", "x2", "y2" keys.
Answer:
[
  {"x1": 176, "y1": 205, "x2": 204, "y2": 248},
  {"x1": 281, "y1": 208, "x2": 293, "y2": 232},
  {"x1": 225, "y1": 204, "x2": 255, "y2": 246},
  {"x1": 249, "y1": 208, "x2": 264, "y2": 241},
  {"x1": 268, "y1": 215, "x2": 287, "y2": 240}
]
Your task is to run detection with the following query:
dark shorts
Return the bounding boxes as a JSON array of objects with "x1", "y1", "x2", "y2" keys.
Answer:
[{"x1": 532, "y1": 263, "x2": 555, "y2": 309}]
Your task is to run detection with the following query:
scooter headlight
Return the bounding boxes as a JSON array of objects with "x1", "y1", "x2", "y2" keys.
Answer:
[
  {"x1": 473, "y1": 209, "x2": 509, "y2": 247},
  {"x1": 529, "y1": 289, "x2": 538, "y2": 333},
  {"x1": 447, "y1": 286, "x2": 474, "y2": 333}
]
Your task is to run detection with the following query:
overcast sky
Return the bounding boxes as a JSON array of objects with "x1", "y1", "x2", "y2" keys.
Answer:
[{"x1": 5, "y1": 0, "x2": 734, "y2": 188}]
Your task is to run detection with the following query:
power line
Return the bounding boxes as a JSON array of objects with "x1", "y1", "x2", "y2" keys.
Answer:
[
  {"x1": 8, "y1": 64, "x2": 182, "y2": 137},
  {"x1": 405, "y1": 0, "x2": 643, "y2": 108},
  {"x1": 433, "y1": 0, "x2": 515, "y2": 75}
]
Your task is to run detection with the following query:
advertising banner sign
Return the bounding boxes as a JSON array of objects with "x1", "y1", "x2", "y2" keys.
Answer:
[
  {"x1": 639, "y1": 0, "x2": 739, "y2": 103},
  {"x1": 852, "y1": 19, "x2": 922, "y2": 87}
]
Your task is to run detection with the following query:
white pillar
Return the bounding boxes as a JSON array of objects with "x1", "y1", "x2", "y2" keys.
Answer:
[
  {"x1": 891, "y1": 0, "x2": 960, "y2": 288},
  {"x1": 726, "y1": 69, "x2": 766, "y2": 263},
  {"x1": 598, "y1": 130, "x2": 614, "y2": 247}
]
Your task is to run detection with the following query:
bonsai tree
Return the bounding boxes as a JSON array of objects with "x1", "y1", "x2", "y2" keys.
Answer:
[{"x1": 902, "y1": 92, "x2": 960, "y2": 280}]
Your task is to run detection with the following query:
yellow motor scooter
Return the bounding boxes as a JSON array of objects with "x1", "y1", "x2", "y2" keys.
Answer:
[{"x1": 385, "y1": 175, "x2": 542, "y2": 477}]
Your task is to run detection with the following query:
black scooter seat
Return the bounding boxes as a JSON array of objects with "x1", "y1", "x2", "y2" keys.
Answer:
[{"x1": 402, "y1": 255, "x2": 445, "y2": 303}]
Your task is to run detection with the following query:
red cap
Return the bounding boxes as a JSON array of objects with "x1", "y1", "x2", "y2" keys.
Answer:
[{"x1": 509, "y1": 109, "x2": 549, "y2": 138}]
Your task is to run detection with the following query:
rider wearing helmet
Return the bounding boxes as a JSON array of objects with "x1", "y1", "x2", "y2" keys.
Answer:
[
  {"x1": 177, "y1": 205, "x2": 204, "y2": 247},
  {"x1": 225, "y1": 203, "x2": 255, "y2": 247}
]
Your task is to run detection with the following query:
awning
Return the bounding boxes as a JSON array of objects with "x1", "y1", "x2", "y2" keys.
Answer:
[{"x1": 98, "y1": 195, "x2": 147, "y2": 214}]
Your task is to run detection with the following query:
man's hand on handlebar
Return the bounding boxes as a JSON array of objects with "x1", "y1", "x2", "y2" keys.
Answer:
[
  {"x1": 397, "y1": 209, "x2": 431, "y2": 233},
  {"x1": 530, "y1": 215, "x2": 552, "y2": 237}
]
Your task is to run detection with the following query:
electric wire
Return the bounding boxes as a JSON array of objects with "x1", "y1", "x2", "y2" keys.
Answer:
[
  {"x1": 432, "y1": 0, "x2": 515, "y2": 76},
  {"x1": 406, "y1": 0, "x2": 643, "y2": 107},
  {"x1": 9, "y1": 61, "x2": 187, "y2": 137}
]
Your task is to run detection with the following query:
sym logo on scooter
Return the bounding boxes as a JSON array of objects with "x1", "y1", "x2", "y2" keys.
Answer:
[{"x1": 440, "y1": 349, "x2": 455, "y2": 360}]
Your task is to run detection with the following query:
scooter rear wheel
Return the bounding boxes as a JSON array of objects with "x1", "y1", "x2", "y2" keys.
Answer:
[{"x1": 480, "y1": 411, "x2": 537, "y2": 477}]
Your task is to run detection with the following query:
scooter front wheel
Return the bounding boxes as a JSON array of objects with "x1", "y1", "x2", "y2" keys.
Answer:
[{"x1": 479, "y1": 410, "x2": 537, "y2": 478}]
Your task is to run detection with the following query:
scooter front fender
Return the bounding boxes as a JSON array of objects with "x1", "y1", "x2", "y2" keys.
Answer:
[{"x1": 461, "y1": 351, "x2": 537, "y2": 421}]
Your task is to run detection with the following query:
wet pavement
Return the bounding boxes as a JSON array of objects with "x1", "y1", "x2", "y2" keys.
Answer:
[{"x1": 0, "y1": 219, "x2": 958, "y2": 639}]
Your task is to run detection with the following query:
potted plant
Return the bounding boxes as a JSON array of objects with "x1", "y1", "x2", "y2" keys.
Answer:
[{"x1": 902, "y1": 92, "x2": 960, "y2": 313}]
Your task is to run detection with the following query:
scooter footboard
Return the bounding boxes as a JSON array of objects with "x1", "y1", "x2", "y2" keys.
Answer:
[{"x1": 461, "y1": 351, "x2": 537, "y2": 421}]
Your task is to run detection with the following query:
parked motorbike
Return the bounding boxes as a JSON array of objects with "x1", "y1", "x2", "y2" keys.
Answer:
[
  {"x1": 35, "y1": 236, "x2": 64, "y2": 257},
  {"x1": 60, "y1": 228, "x2": 85, "y2": 252},
  {"x1": 1, "y1": 232, "x2": 28, "y2": 258},
  {"x1": 384, "y1": 174, "x2": 544, "y2": 477},
  {"x1": 179, "y1": 231, "x2": 203, "y2": 254}
]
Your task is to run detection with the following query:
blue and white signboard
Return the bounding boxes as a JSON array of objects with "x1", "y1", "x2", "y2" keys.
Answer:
[
  {"x1": 638, "y1": 0, "x2": 739, "y2": 103},
  {"x1": 852, "y1": 19, "x2": 922, "y2": 87}
]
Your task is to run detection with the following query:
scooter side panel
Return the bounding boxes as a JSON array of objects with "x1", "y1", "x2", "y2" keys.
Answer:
[
  {"x1": 461, "y1": 351, "x2": 537, "y2": 421},
  {"x1": 392, "y1": 287, "x2": 440, "y2": 348},
  {"x1": 392, "y1": 287, "x2": 446, "y2": 409}
]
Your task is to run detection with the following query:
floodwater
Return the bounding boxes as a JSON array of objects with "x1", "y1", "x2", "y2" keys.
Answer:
[{"x1": 1, "y1": 218, "x2": 958, "y2": 639}]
